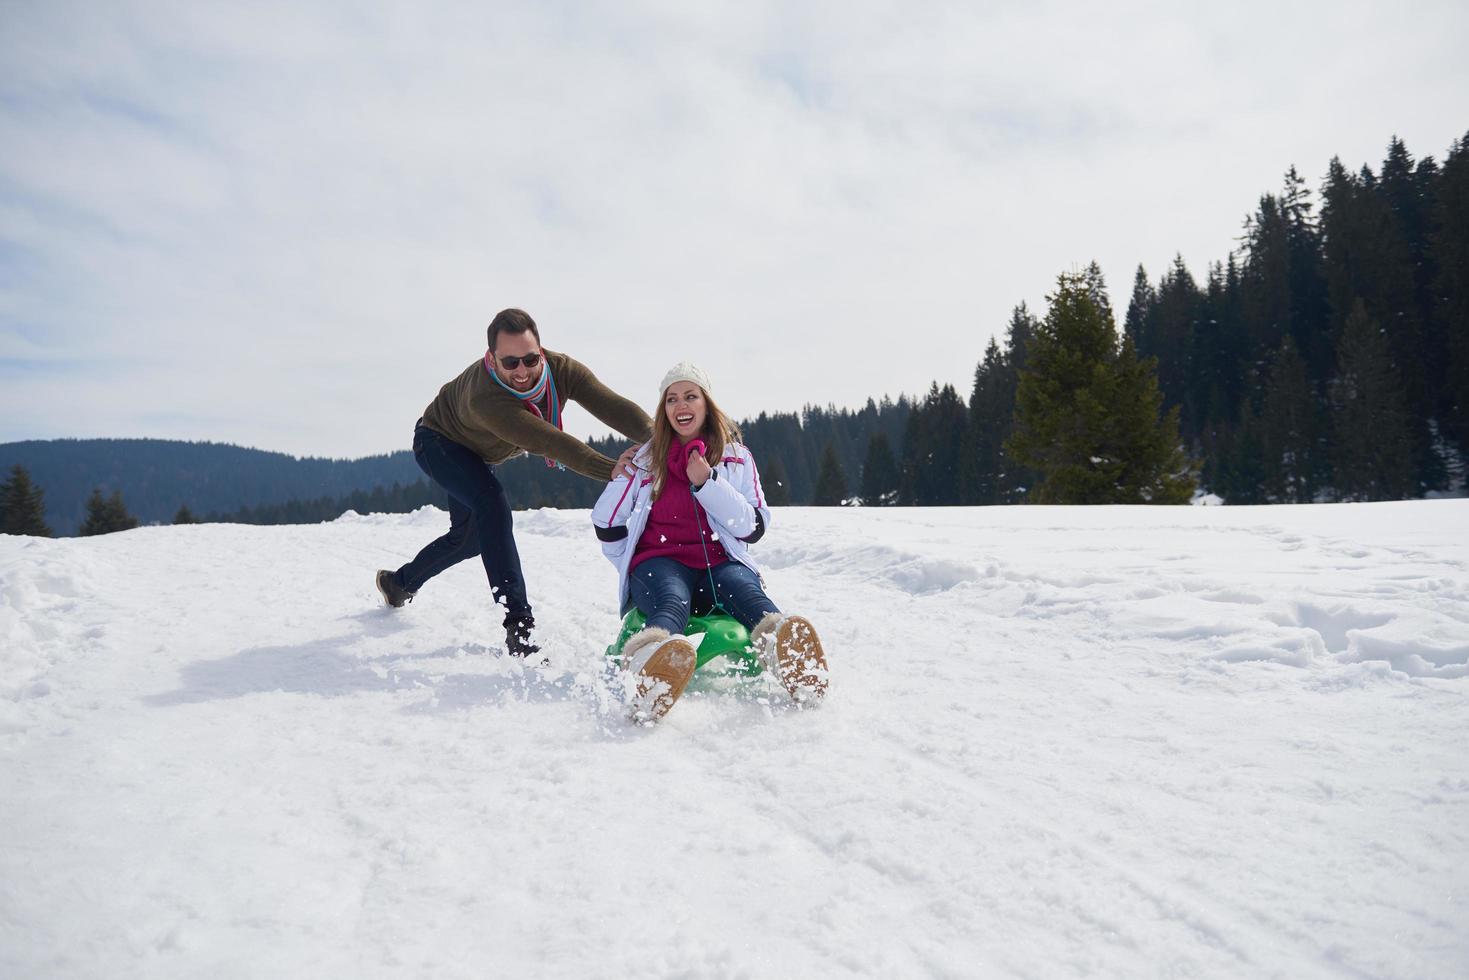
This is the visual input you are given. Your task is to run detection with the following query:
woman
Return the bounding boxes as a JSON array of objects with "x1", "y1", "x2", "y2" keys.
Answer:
[{"x1": 591, "y1": 362, "x2": 828, "y2": 721}]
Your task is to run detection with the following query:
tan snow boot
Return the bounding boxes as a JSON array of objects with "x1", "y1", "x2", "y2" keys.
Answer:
[
  {"x1": 621, "y1": 626, "x2": 698, "y2": 722},
  {"x1": 752, "y1": 613, "x2": 829, "y2": 703}
]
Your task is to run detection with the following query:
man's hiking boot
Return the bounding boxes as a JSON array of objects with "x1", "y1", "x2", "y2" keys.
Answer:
[
  {"x1": 376, "y1": 569, "x2": 415, "y2": 608},
  {"x1": 504, "y1": 613, "x2": 541, "y2": 659}
]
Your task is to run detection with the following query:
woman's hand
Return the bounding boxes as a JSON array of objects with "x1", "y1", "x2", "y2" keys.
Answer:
[
  {"x1": 686, "y1": 449, "x2": 713, "y2": 488},
  {"x1": 614, "y1": 445, "x2": 639, "y2": 479}
]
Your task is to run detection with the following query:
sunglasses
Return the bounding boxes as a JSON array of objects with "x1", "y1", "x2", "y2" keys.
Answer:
[{"x1": 497, "y1": 352, "x2": 542, "y2": 370}]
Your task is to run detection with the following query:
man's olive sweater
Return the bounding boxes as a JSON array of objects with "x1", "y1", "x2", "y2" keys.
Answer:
[{"x1": 420, "y1": 349, "x2": 652, "y2": 482}]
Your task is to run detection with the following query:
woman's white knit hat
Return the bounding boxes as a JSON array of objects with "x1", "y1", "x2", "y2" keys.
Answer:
[{"x1": 658, "y1": 361, "x2": 713, "y2": 398}]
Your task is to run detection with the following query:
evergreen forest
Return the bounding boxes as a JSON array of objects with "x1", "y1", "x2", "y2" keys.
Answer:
[
  {"x1": 1122, "y1": 135, "x2": 1468, "y2": 503},
  {"x1": 3, "y1": 132, "x2": 1465, "y2": 534}
]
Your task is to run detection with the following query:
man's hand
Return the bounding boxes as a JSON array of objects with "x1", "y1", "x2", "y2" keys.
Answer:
[
  {"x1": 686, "y1": 450, "x2": 713, "y2": 488},
  {"x1": 615, "y1": 445, "x2": 639, "y2": 480}
]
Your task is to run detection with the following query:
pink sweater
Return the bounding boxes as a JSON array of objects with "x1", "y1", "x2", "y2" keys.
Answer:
[{"x1": 629, "y1": 441, "x2": 730, "y2": 572}]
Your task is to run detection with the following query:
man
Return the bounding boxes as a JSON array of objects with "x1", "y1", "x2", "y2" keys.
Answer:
[{"x1": 376, "y1": 308, "x2": 651, "y2": 656}]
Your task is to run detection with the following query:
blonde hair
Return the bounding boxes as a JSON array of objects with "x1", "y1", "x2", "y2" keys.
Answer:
[{"x1": 649, "y1": 384, "x2": 742, "y2": 500}]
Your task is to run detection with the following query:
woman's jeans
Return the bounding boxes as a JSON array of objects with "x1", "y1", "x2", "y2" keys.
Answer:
[
  {"x1": 628, "y1": 556, "x2": 779, "y2": 635},
  {"x1": 394, "y1": 424, "x2": 530, "y2": 620}
]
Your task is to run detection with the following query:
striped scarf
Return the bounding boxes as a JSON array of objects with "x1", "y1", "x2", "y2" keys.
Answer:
[{"x1": 484, "y1": 353, "x2": 565, "y2": 469}]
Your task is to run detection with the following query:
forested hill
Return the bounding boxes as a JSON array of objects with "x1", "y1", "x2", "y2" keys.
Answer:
[{"x1": 0, "y1": 439, "x2": 425, "y2": 535}]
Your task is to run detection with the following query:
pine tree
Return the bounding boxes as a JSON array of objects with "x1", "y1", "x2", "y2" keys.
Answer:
[
  {"x1": 1321, "y1": 157, "x2": 1365, "y2": 326},
  {"x1": 1379, "y1": 137, "x2": 1439, "y2": 332},
  {"x1": 1213, "y1": 399, "x2": 1267, "y2": 504},
  {"x1": 1321, "y1": 148, "x2": 1440, "y2": 491},
  {"x1": 79, "y1": 488, "x2": 139, "y2": 536},
  {"x1": 760, "y1": 456, "x2": 791, "y2": 506},
  {"x1": 1007, "y1": 302, "x2": 1037, "y2": 373},
  {"x1": 812, "y1": 442, "x2": 848, "y2": 506},
  {"x1": 930, "y1": 384, "x2": 969, "y2": 505},
  {"x1": 1330, "y1": 300, "x2": 1413, "y2": 500},
  {"x1": 1110, "y1": 337, "x2": 1198, "y2": 503},
  {"x1": 1001, "y1": 304, "x2": 1042, "y2": 501},
  {"x1": 961, "y1": 339, "x2": 1009, "y2": 505},
  {"x1": 1239, "y1": 177, "x2": 1330, "y2": 373},
  {"x1": 1009, "y1": 272, "x2": 1120, "y2": 503},
  {"x1": 173, "y1": 505, "x2": 200, "y2": 524},
  {"x1": 959, "y1": 309, "x2": 1043, "y2": 505},
  {"x1": 897, "y1": 404, "x2": 924, "y2": 506},
  {"x1": 1152, "y1": 255, "x2": 1202, "y2": 438},
  {"x1": 898, "y1": 383, "x2": 967, "y2": 505},
  {"x1": 1434, "y1": 131, "x2": 1469, "y2": 464},
  {"x1": 1375, "y1": 138, "x2": 1444, "y2": 492},
  {"x1": 744, "y1": 412, "x2": 809, "y2": 501},
  {"x1": 1280, "y1": 166, "x2": 1331, "y2": 381},
  {"x1": 858, "y1": 432, "x2": 899, "y2": 505},
  {"x1": 1192, "y1": 260, "x2": 1244, "y2": 447},
  {"x1": 79, "y1": 489, "x2": 110, "y2": 536},
  {"x1": 1007, "y1": 270, "x2": 1197, "y2": 504},
  {"x1": 1, "y1": 465, "x2": 53, "y2": 537},
  {"x1": 110, "y1": 491, "x2": 140, "y2": 531},
  {"x1": 1123, "y1": 265, "x2": 1156, "y2": 350},
  {"x1": 1257, "y1": 337, "x2": 1322, "y2": 502}
]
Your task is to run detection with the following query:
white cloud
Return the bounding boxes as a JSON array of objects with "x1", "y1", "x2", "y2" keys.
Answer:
[{"x1": 2, "y1": 0, "x2": 1467, "y2": 456}]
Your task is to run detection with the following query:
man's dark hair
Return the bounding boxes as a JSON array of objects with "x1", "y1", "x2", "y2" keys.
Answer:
[{"x1": 487, "y1": 308, "x2": 540, "y2": 351}]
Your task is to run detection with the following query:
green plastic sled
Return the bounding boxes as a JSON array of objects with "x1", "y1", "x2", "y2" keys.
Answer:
[{"x1": 606, "y1": 609, "x2": 763, "y2": 676}]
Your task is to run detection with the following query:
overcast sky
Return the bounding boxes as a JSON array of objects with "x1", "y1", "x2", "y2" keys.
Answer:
[{"x1": 3, "y1": 1, "x2": 1467, "y2": 458}]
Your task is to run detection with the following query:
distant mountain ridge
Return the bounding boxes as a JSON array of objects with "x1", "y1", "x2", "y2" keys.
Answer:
[{"x1": 0, "y1": 439, "x2": 428, "y2": 535}]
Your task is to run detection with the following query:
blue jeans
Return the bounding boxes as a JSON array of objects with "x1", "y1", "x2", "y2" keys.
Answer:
[
  {"x1": 393, "y1": 424, "x2": 530, "y2": 619},
  {"x1": 628, "y1": 556, "x2": 779, "y2": 635}
]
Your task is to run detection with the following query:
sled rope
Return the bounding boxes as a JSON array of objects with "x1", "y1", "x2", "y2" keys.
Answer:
[{"x1": 689, "y1": 481, "x2": 728, "y2": 616}]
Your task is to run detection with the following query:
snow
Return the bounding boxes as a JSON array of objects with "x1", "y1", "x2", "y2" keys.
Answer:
[{"x1": 3, "y1": 501, "x2": 1468, "y2": 978}]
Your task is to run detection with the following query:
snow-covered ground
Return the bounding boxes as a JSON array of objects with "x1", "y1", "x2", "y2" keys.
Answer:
[{"x1": 2, "y1": 502, "x2": 1467, "y2": 979}]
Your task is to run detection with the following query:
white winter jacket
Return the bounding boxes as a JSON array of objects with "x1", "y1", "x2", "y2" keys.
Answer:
[{"x1": 590, "y1": 441, "x2": 772, "y2": 610}]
